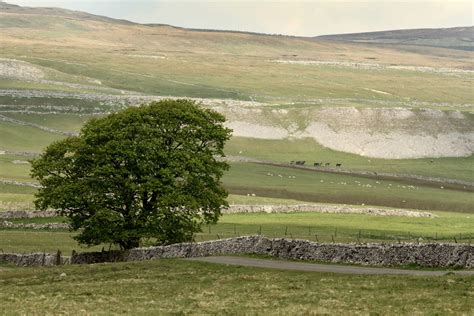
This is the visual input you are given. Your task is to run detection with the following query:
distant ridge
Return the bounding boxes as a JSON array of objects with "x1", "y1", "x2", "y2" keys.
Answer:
[
  {"x1": 0, "y1": 1, "x2": 135, "y2": 25},
  {"x1": 2, "y1": 1, "x2": 470, "y2": 44},
  {"x1": 315, "y1": 26, "x2": 474, "y2": 51},
  {"x1": 0, "y1": 1, "x2": 294, "y2": 38}
]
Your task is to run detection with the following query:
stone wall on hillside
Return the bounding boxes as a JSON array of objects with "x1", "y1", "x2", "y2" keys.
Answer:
[
  {"x1": 0, "y1": 210, "x2": 58, "y2": 219},
  {"x1": 71, "y1": 236, "x2": 473, "y2": 268},
  {"x1": 224, "y1": 204, "x2": 434, "y2": 217}
]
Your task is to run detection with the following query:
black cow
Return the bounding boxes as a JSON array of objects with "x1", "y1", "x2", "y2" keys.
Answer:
[
  {"x1": 325, "y1": 162, "x2": 330, "y2": 166},
  {"x1": 336, "y1": 163, "x2": 342, "y2": 167}
]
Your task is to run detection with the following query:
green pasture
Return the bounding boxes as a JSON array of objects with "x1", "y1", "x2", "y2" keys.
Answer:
[
  {"x1": 0, "y1": 183, "x2": 36, "y2": 196},
  {"x1": 224, "y1": 163, "x2": 474, "y2": 212},
  {"x1": 227, "y1": 194, "x2": 303, "y2": 205},
  {"x1": 0, "y1": 79, "x2": 104, "y2": 95},
  {"x1": 0, "y1": 230, "x2": 109, "y2": 254},
  {"x1": 2, "y1": 11, "x2": 473, "y2": 106},
  {"x1": 226, "y1": 137, "x2": 474, "y2": 182},
  {"x1": 0, "y1": 159, "x2": 472, "y2": 213},
  {"x1": 0, "y1": 184, "x2": 36, "y2": 211},
  {"x1": 1, "y1": 209, "x2": 472, "y2": 253},
  {"x1": 0, "y1": 118, "x2": 472, "y2": 183},
  {"x1": 1, "y1": 113, "x2": 92, "y2": 133},
  {"x1": 0, "y1": 155, "x2": 34, "y2": 183},
  {"x1": 2, "y1": 39, "x2": 473, "y2": 105},
  {"x1": 0, "y1": 95, "x2": 114, "y2": 113},
  {"x1": 0, "y1": 121, "x2": 63, "y2": 153},
  {"x1": 208, "y1": 211, "x2": 474, "y2": 244},
  {"x1": 0, "y1": 259, "x2": 472, "y2": 315}
]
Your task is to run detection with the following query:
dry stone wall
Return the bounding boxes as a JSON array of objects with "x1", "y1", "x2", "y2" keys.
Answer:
[
  {"x1": 0, "y1": 252, "x2": 67, "y2": 267},
  {"x1": 71, "y1": 236, "x2": 473, "y2": 268},
  {"x1": 1, "y1": 221, "x2": 69, "y2": 230},
  {"x1": 0, "y1": 210, "x2": 58, "y2": 219},
  {"x1": 3, "y1": 236, "x2": 472, "y2": 268},
  {"x1": 224, "y1": 204, "x2": 434, "y2": 217}
]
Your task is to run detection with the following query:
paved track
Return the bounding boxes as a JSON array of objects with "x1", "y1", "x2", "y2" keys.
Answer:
[{"x1": 186, "y1": 256, "x2": 474, "y2": 276}]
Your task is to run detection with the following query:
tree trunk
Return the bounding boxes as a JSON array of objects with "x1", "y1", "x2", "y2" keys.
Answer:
[{"x1": 120, "y1": 238, "x2": 140, "y2": 250}]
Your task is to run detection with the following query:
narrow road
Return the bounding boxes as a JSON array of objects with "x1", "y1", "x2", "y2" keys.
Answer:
[{"x1": 186, "y1": 256, "x2": 474, "y2": 276}]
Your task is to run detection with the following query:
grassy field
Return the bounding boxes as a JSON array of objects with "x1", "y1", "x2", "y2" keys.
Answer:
[
  {"x1": 0, "y1": 9, "x2": 472, "y2": 185},
  {"x1": 1, "y1": 12, "x2": 473, "y2": 105},
  {"x1": 1, "y1": 6, "x2": 473, "y2": 106},
  {"x1": 1, "y1": 113, "x2": 92, "y2": 133},
  {"x1": 211, "y1": 211, "x2": 474, "y2": 244},
  {"x1": 224, "y1": 163, "x2": 474, "y2": 212},
  {"x1": 0, "y1": 6, "x2": 472, "y2": 315},
  {"x1": 1, "y1": 159, "x2": 472, "y2": 213},
  {"x1": 0, "y1": 259, "x2": 472, "y2": 314},
  {"x1": 1, "y1": 210, "x2": 472, "y2": 253},
  {"x1": 1, "y1": 113, "x2": 473, "y2": 181},
  {"x1": 0, "y1": 155, "x2": 35, "y2": 183},
  {"x1": 226, "y1": 137, "x2": 474, "y2": 182},
  {"x1": 0, "y1": 121, "x2": 63, "y2": 153}
]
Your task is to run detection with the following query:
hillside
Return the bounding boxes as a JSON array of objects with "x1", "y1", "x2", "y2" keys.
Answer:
[
  {"x1": 315, "y1": 26, "x2": 474, "y2": 51},
  {"x1": 0, "y1": 2, "x2": 473, "y2": 211}
]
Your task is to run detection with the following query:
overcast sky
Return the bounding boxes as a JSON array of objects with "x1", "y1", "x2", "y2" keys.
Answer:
[{"x1": 5, "y1": 0, "x2": 473, "y2": 36}]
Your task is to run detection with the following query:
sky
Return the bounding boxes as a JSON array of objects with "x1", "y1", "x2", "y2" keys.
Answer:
[{"x1": 4, "y1": 0, "x2": 473, "y2": 37}]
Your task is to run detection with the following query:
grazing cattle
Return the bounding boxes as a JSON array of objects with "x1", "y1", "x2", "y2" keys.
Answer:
[
  {"x1": 325, "y1": 162, "x2": 330, "y2": 166},
  {"x1": 314, "y1": 162, "x2": 320, "y2": 167},
  {"x1": 336, "y1": 163, "x2": 342, "y2": 167},
  {"x1": 295, "y1": 160, "x2": 306, "y2": 165}
]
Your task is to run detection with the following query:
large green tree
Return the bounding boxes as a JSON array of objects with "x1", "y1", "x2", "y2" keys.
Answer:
[{"x1": 31, "y1": 99, "x2": 232, "y2": 249}]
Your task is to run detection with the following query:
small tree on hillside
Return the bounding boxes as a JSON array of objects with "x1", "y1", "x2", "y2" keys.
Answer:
[{"x1": 31, "y1": 99, "x2": 232, "y2": 249}]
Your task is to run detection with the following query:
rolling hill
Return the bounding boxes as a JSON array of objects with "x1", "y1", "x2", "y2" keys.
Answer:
[
  {"x1": 0, "y1": 2, "x2": 473, "y2": 212},
  {"x1": 316, "y1": 26, "x2": 474, "y2": 51}
]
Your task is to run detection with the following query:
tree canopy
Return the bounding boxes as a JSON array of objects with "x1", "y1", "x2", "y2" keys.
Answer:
[{"x1": 31, "y1": 99, "x2": 232, "y2": 249}]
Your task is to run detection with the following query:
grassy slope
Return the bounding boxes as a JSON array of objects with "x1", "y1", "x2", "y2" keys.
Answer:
[
  {"x1": 0, "y1": 7, "x2": 472, "y2": 215},
  {"x1": 0, "y1": 259, "x2": 472, "y2": 315},
  {"x1": 0, "y1": 155, "x2": 34, "y2": 183},
  {"x1": 0, "y1": 11, "x2": 472, "y2": 104},
  {"x1": 1, "y1": 113, "x2": 92, "y2": 133},
  {"x1": 0, "y1": 121, "x2": 63, "y2": 153}
]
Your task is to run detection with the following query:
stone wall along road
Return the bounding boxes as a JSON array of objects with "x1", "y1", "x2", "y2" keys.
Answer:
[{"x1": 71, "y1": 236, "x2": 473, "y2": 269}]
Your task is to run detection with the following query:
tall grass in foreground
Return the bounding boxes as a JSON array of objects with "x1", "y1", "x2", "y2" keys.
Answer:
[{"x1": 0, "y1": 259, "x2": 472, "y2": 314}]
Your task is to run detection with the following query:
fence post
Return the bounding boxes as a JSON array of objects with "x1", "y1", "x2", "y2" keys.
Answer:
[
  {"x1": 56, "y1": 249, "x2": 61, "y2": 266},
  {"x1": 71, "y1": 249, "x2": 76, "y2": 264}
]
